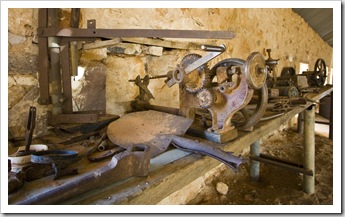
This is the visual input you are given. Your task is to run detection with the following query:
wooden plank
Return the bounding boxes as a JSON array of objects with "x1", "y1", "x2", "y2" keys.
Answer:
[
  {"x1": 82, "y1": 38, "x2": 122, "y2": 50},
  {"x1": 122, "y1": 37, "x2": 207, "y2": 50}
]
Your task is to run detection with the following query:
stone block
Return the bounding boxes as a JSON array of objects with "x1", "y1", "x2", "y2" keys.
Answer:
[
  {"x1": 8, "y1": 33, "x2": 27, "y2": 45},
  {"x1": 216, "y1": 182, "x2": 229, "y2": 195}
]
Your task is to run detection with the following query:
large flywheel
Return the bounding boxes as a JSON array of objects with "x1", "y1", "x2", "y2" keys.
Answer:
[{"x1": 313, "y1": 58, "x2": 327, "y2": 87}]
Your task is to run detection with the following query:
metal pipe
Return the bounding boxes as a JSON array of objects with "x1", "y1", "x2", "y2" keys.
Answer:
[
  {"x1": 303, "y1": 105, "x2": 315, "y2": 194},
  {"x1": 48, "y1": 8, "x2": 63, "y2": 115},
  {"x1": 250, "y1": 140, "x2": 260, "y2": 182}
]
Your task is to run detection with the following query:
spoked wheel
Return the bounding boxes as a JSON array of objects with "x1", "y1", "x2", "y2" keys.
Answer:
[{"x1": 313, "y1": 58, "x2": 327, "y2": 87}]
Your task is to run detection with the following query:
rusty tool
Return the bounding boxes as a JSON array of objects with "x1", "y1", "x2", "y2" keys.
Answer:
[
  {"x1": 23, "y1": 107, "x2": 36, "y2": 153},
  {"x1": 10, "y1": 144, "x2": 151, "y2": 204},
  {"x1": 88, "y1": 146, "x2": 126, "y2": 162},
  {"x1": 52, "y1": 163, "x2": 79, "y2": 180},
  {"x1": 107, "y1": 110, "x2": 244, "y2": 171}
]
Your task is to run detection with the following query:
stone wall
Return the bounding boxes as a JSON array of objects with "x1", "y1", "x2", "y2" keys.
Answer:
[{"x1": 8, "y1": 8, "x2": 333, "y2": 141}]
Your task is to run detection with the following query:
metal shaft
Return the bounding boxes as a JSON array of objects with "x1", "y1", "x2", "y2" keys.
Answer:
[
  {"x1": 171, "y1": 135, "x2": 244, "y2": 171},
  {"x1": 250, "y1": 140, "x2": 261, "y2": 182},
  {"x1": 303, "y1": 105, "x2": 315, "y2": 194}
]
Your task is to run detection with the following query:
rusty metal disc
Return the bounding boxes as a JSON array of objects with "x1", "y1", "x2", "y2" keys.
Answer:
[{"x1": 244, "y1": 52, "x2": 267, "y2": 90}]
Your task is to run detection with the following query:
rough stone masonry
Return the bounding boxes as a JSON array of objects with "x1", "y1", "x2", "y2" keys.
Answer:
[{"x1": 8, "y1": 8, "x2": 332, "y2": 141}]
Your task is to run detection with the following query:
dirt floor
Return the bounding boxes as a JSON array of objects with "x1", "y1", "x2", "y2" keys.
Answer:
[{"x1": 187, "y1": 126, "x2": 333, "y2": 205}]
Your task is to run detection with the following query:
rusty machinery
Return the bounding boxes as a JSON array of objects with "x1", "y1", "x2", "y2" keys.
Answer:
[
  {"x1": 264, "y1": 49, "x2": 328, "y2": 112},
  {"x1": 131, "y1": 45, "x2": 269, "y2": 143},
  {"x1": 9, "y1": 8, "x2": 244, "y2": 203},
  {"x1": 36, "y1": 8, "x2": 235, "y2": 130}
]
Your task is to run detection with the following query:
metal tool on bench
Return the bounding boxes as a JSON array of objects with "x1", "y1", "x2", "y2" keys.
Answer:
[
  {"x1": 107, "y1": 110, "x2": 244, "y2": 171},
  {"x1": 10, "y1": 144, "x2": 151, "y2": 205}
]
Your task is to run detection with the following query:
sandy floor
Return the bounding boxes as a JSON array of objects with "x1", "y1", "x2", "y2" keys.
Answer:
[{"x1": 187, "y1": 123, "x2": 333, "y2": 206}]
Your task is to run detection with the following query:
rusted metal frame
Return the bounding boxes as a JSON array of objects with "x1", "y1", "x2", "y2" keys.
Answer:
[
  {"x1": 37, "y1": 8, "x2": 50, "y2": 105},
  {"x1": 48, "y1": 112, "x2": 98, "y2": 125},
  {"x1": 37, "y1": 27, "x2": 236, "y2": 39},
  {"x1": 60, "y1": 42, "x2": 73, "y2": 113},
  {"x1": 47, "y1": 8, "x2": 63, "y2": 116},
  {"x1": 60, "y1": 37, "x2": 96, "y2": 43},
  {"x1": 13, "y1": 145, "x2": 151, "y2": 205},
  {"x1": 250, "y1": 155, "x2": 313, "y2": 176}
]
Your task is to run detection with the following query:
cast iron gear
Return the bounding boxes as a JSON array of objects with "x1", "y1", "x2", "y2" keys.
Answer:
[
  {"x1": 180, "y1": 53, "x2": 208, "y2": 93},
  {"x1": 196, "y1": 88, "x2": 215, "y2": 109}
]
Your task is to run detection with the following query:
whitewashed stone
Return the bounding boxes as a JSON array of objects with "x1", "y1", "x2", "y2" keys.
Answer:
[
  {"x1": 81, "y1": 48, "x2": 107, "y2": 61},
  {"x1": 143, "y1": 46, "x2": 163, "y2": 56},
  {"x1": 9, "y1": 33, "x2": 27, "y2": 45},
  {"x1": 13, "y1": 74, "x2": 38, "y2": 87},
  {"x1": 216, "y1": 182, "x2": 229, "y2": 195},
  {"x1": 8, "y1": 76, "x2": 16, "y2": 88},
  {"x1": 8, "y1": 85, "x2": 27, "y2": 109}
]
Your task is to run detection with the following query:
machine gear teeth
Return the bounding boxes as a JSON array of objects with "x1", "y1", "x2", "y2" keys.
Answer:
[
  {"x1": 180, "y1": 53, "x2": 208, "y2": 93},
  {"x1": 196, "y1": 88, "x2": 215, "y2": 109}
]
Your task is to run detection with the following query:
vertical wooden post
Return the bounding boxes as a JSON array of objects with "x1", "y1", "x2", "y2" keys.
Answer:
[
  {"x1": 250, "y1": 140, "x2": 260, "y2": 182},
  {"x1": 303, "y1": 105, "x2": 315, "y2": 194}
]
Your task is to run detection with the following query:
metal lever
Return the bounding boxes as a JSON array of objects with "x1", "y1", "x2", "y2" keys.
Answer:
[
  {"x1": 24, "y1": 107, "x2": 36, "y2": 153},
  {"x1": 184, "y1": 44, "x2": 226, "y2": 75},
  {"x1": 201, "y1": 44, "x2": 226, "y2": 52}
]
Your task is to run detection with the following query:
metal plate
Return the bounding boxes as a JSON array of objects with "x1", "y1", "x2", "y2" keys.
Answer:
[{"x1": 107, "y1": 110, "x2": 193, "y2": 158}]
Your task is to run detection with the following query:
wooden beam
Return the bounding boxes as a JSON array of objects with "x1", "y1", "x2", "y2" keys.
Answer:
[
  {"x1": 82, "y1": 38, "x2": 122, "y2": 50},
  {"x1": 121, "y1": 37, "x2": 206, "y2": 50}
]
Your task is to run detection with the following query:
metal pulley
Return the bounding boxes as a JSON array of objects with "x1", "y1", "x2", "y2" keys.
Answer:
[{"x1": 244, "y1": 52, "x2": 268, "y2": 90}]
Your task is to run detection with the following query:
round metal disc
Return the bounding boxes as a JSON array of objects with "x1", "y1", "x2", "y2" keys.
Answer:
[{"x1": 244, "y1": 52, "x2": 267, "y2": 90}]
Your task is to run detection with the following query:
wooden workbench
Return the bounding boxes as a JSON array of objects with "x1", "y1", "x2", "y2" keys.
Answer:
[{"x1": 8, "y1": 85, "x2": 333, "y2": 205}]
